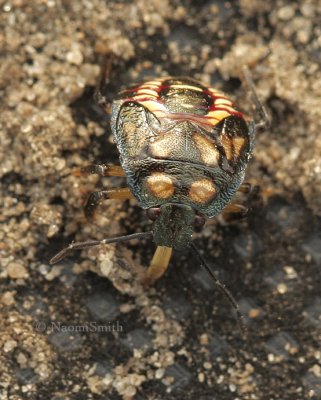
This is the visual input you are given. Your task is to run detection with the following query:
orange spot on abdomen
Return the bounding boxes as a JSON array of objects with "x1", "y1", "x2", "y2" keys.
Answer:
[{"x1": 146, "y1": 173, "x2": 175, "y2": 199}]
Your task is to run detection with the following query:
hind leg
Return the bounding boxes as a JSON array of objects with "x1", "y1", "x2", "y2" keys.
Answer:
[
  {"x1": 222, "y1": 182, "x2": 260, "y2": 222},
  {"x1": 222, "y1": 203, "x2": 249, "y2": 222}
]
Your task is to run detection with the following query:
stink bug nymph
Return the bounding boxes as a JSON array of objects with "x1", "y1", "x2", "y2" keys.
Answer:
[{"x1": 50, "y1": 66, "x2": 269, "y2": 333}]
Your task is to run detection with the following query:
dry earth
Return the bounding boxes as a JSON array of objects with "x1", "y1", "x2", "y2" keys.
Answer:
[{"x1": 1, "y1": 0, "x2": 321, "y2": 399}]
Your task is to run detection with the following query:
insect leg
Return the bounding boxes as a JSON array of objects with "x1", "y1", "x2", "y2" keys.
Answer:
[
  {"x1": 143, "y1": 246, "x2": 173, "y2": 286},
  {"x1": 84, "y1": 188, "x2": 133, "y2": 219},
  {"x1": 242, "y1": 65, "x2": 270, "y2": 131},
  {"x1": 238, "y1": 182, "x2": 260, "y2": 195},
  {"x1": 94, "y1": 54, "x2": 114, "y2": 109},
  {"x1": 222, "y1": 203, "x2": 248, "y2": 222},
  {"x1": 223, "y1": 183, "x2": 260, "y2": 222},
  {"x1": 78, "y1": 164, "x2": 125, "y2": 177}
]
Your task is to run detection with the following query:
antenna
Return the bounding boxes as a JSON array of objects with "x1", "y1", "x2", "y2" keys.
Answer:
[
  {"x1": 191, "y1": 243, "x2": 247, "y2": 336},
  {"x1": 50, "y1": 231, "x2": 153, "y2": 265}
]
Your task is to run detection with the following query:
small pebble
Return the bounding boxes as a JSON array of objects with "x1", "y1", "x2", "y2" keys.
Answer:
[
  {"x1": 66, "y1": 47, "x2": 83, "y2": 65},
  {"x1": 203, "y1": 362, "x2": 212, "y2": 370},
  {"x1": 277, "y1": 283, "x2": 288, "y2": 294},
  {"x1": 1, "y1": 291, "x2": 15, "y2": 306},
  {"x1": 277, "y1": 5, "x2": 295, "y2": 20},
  {"x1": 198, "y1": 372, "x2": 205, "y2": 383},
  {"x1": 3, "y1": 340, "x2": 18, "y2": 352},
  {"x1": 248, "y1": 308, "x2": 261, "y2": 319},
  {"x1": 7, "y1": 263, "x2": 29, "y2": 279}
]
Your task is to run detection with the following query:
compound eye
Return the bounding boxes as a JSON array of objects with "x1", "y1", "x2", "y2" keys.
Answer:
[
  {"x1": 194, "y1": 215, "x2": 205, "y2": 229},
  {"x1": 147, "y1": 207, "x2": 161, "y2": 221}
]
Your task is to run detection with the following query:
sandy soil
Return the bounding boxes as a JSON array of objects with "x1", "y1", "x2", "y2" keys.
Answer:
[{"x1": 1, "y1": 0, "x2": 321, "y2": 399}]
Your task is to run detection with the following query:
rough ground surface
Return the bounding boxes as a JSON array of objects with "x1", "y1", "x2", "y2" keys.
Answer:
[{"x1": 1, "y1": 0, "x2": 321, "y2": 399}]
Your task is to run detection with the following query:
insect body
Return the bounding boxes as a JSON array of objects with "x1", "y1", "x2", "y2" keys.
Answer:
[
  {"x1": 111, "y1": 77, "x2": 254, "y2": 252},
  {"x1": 50, "y1": 71, "x2": 268, "y2": 332}
]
